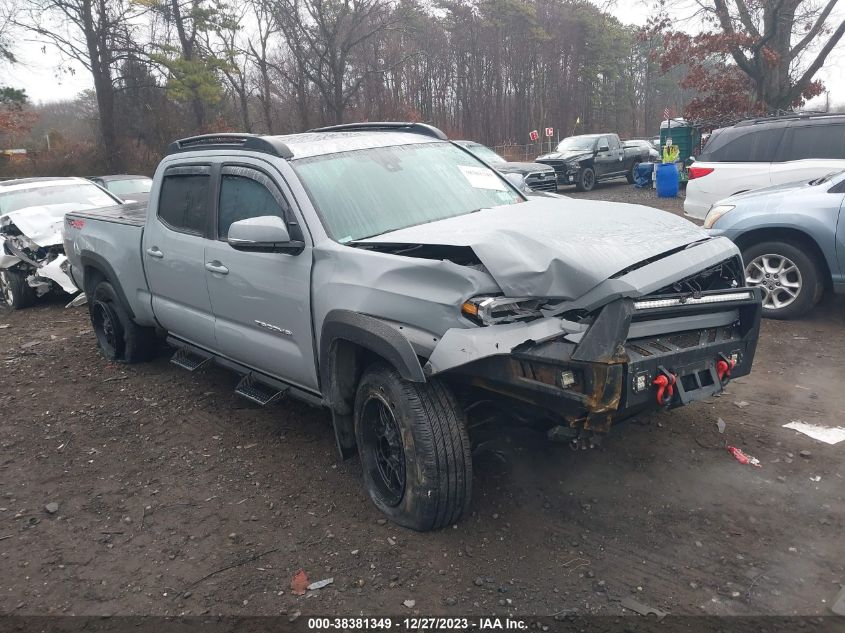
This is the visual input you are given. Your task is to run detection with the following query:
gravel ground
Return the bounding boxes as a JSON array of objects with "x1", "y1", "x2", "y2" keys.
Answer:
[
  {"x1": 1, "y1": 184, "x2": 843, "y2": 619},
  {"x1": 557, "y1": 176, "x2": 688, "y2": 217}
]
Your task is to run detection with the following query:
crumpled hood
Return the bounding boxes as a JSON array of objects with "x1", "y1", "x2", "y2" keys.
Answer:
[
  {"x1": 495, "y1": 162, "x2": 555, "y2": 175},
  {"x1": 358, "y1": 198, "x2": 710, "y2": 299},
  {"x1": 536, "y1": 150, "x2": 591, "y2": 162},
  {"x1": 0, "y1": 203, "x2": 90, "y2": 246}
]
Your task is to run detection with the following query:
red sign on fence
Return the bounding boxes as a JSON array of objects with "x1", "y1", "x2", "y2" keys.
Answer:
[
  {"x1": 529, "y1": 129, "x2": 539, "y2": 141},
  {"x1": 545, "y1": 127, "x2": 554, "y2": 137}
]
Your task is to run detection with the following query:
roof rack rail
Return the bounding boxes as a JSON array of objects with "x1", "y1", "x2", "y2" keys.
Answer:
[
  {"x1": 166, "y1": 133, "x2": 294, "y2": 159},
  {"x1": 735, "y1": 111, "x2": 844, "y2": 126},
  {"x1": 307, "y1": 121, "x2": 448, "y2": 140}
]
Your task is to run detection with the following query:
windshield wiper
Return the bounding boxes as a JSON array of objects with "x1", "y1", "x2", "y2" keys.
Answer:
[{"x1": 808, "y1": 170, "x2": 843, "y2": 186}]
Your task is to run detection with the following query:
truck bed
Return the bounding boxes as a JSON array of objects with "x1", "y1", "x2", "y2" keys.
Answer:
[
  {"x1": 70, "y1": 200, "x2": 147, "y2": 226},
  {"x1": 64, "y1": 200, "x2": 157, "y2": 327}
]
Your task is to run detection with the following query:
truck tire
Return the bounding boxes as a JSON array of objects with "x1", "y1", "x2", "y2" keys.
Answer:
[
  {"x1": 626, "y1": 161, "x2": 640, "y2": 184},
  {"x1": 0, "y1": 268, "x2": 35, "y2": 311},
  {"x1": 576, "y1": 167, "x2": 596, "y2": 192},
  {"x1": 742, "y1": 241, "x2": 823, "y2": 320},
  {"x1": 89, "y1": 280, "x2": 156, "y2": 363},
  {"x1": 354, "y1": 362, "x2": 472, "y2": 531}
]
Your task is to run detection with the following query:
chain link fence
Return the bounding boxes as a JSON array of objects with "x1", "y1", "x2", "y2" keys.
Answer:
[{"x1": 492, "y1": 141, "x2": 557, "y2": 162}]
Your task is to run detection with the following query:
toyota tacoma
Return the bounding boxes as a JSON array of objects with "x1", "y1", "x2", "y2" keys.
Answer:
[{"x1": 63, "y1": 123, "x2": 762, "y2": 530}]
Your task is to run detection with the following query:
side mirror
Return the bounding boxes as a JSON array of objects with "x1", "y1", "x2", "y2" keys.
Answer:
[
  {"x1": 597, "y1": 144, "x2": 609, "y2": 153},
  {"x1": 503, "y1": 172, "x2": 528, "y2": 191},
  {"x1": 227, "y1": 215, "x2": 304, "y2": 255}
]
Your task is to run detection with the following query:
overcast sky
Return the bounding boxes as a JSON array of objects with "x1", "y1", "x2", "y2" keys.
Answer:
[{"x1": 4, "y1": 2, "x2": 844, "y2": 110}]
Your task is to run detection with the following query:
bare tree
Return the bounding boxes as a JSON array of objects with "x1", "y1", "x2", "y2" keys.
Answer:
[
  {"x1": 12, "y1": 0, "x2": 708, "y2": 164},
  {"x1": 708, "y1": 0, "x2": 845, "y2": 107},
  {"x1": 656, "y1": 0, "x2": 845, "y2": 112},
  {"x1": 246, "y1": 0, "x2": 280, "y2": 133},
  {"x1": 271, "y1": 0, "x2": 398, "y2": 124},
  {"x1": 203, "y1": 4, "x2": 253, "y2": 132},
  {"x1": 0, "y1": 0, "x2": 17, "y2": 63},
  {"x1": 22, "y1": 0, "x2": 143, "y2": 170}
]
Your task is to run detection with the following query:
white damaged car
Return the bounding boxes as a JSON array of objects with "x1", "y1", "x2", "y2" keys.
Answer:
[{"x1": 0, "y1": 177, "x2": 122, "y2": 310}]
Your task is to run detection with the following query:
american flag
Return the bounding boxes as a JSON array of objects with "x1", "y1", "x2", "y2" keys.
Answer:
[{"x1": 664, "y1": 107, "x2": 671, "y2": 120}]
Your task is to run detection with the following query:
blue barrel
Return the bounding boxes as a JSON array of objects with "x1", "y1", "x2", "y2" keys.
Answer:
[{"x1": 656, "y1": 162, "x2": 679, "y2": 198}]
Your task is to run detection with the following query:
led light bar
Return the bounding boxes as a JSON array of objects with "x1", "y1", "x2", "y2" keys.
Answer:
[{"x1": 633, "y1": 291, "x2": 753, "y2": 311}]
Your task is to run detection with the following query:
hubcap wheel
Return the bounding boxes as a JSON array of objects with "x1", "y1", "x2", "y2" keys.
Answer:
[
  {"x1": 583, "y1": 171, "x2": 594, "y2": 189},
  {"x1": 361, "y1": 394, "x2": 406, "y2": 506},
  {"x1": 0, "y1": 270, "x2": 13, "y2": 307},
  {"x1": 745, "y1": 254, "x2": 802, "y2": 310}
]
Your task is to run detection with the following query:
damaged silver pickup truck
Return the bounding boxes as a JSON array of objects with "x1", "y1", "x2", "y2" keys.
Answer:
[{"x1": 63, "y1": 123, "x2": 762, "y2": 530}]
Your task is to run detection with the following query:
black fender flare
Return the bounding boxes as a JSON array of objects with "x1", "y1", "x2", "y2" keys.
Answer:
[
  {"x1": 79, "y1": 251, "x2": 135, "y2": 319},
  {"x1": 320, "y1": 310, "x2": 426, "y2": 385},
  {"x1": 319, "y1": 309, "x2": 426, "y2": 459}
]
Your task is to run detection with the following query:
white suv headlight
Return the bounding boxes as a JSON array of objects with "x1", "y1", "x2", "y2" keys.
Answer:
[{"x1": 703, "y1": 204, "x2": 735, "y2": 229}]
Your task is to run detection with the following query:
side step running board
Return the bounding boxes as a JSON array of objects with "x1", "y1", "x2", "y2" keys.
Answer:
[
  {"x1": 165, "y1": 337, "x2": 322, "y2": 408},
  {"x1": 171, "y1": 347, "x2": 213, "y2": 372},
  {"x1": 235, "y1": 372, "x2": 288, "y2": 406}
]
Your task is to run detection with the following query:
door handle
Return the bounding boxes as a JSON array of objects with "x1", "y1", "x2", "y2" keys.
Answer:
[
  {"x1": 205, "y1": 261, "x2": 229, "y2": 275},
  {"x1": 146, "y1": 247, "x2": 164, "y2": 259}
]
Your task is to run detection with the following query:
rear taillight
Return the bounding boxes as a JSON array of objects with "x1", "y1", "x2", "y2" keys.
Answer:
[{"x1": 688, "y1": 166, "x2": 714, "y2": 180}]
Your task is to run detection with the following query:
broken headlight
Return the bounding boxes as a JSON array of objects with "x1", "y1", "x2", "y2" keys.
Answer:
[{"x1": 461, "y1": 295, "x2": 546, "y2": 326}]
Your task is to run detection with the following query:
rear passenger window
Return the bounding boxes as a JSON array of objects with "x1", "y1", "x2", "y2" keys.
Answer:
[
  {"x1": 158, "y1": 171, "x2": 210, "y2": 234},
  {"x1": 782, "y1": 124, "x2": 845, "y2": 161},
  {"x1": 701, "y1": 127, "x2": 783, "y2": 162},
  {"x1": 218, "y1": 166, "x2": 291, "y2": 240},
  {"x1": 747, "y1": 128, "x2": 783, "y2": 161}
]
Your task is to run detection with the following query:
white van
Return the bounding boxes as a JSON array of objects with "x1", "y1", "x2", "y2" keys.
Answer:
[{"x1": 684, "y1": 113, "x2": 845, "y2": 220}]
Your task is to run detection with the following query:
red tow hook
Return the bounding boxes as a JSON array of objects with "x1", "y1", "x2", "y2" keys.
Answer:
[
  {"x1": 716, "y1": 353, "x2": 736, "y2": 386},
  {"x1": 653, "y1": 368, "x2": 677, "y2": 407}
]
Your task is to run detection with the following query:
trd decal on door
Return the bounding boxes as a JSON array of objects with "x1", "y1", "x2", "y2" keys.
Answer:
[{"x1": 254, "y1": 320, "x2": 293, "y2": 336}]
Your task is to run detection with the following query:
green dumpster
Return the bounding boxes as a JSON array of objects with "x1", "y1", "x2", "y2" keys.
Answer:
[{"x1": 660, "y1": 119, "x2": 702, "y2": 182}]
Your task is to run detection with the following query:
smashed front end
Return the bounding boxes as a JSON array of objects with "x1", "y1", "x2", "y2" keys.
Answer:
[
  {"x1": 0, "y1": 215, "x2": 78, "y2": 297},
  {"x1": 351, "y1": 198, "x2": 762, "y2": 441},
  {"x1": 425, "y1": 252, "x2": 762, "y2": 441}
]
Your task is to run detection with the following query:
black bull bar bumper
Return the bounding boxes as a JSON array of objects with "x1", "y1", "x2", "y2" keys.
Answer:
[{"x1": 450, "y1": 288, "x2": 763, "y2": 432}]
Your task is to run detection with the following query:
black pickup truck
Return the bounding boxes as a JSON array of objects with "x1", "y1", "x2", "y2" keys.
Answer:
[{"x1": 536, "y1": 133, "x2": 651, "y2": 192}]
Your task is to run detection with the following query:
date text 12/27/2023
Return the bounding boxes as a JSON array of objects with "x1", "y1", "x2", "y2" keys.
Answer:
[{"x1": 306, "y1": 617, "x2": 528, "y2": 630}]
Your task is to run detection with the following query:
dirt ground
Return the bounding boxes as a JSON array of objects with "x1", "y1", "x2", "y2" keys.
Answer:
[
  {"x1": 1, "y1": 181, "x2": 843, "y2": 619},
  {"x1": 560, "y1": 176, "x2": 688, "y2": 217}
]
